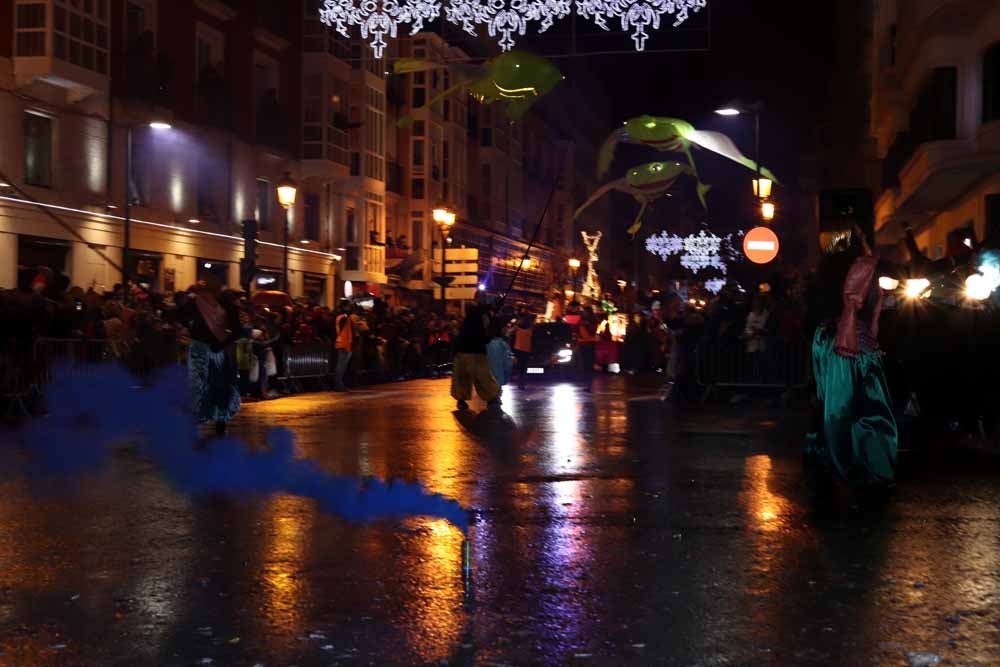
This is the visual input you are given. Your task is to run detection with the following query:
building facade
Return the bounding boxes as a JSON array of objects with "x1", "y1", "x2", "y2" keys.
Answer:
[
  {"x1": 869, "y1": 0, "x2": 1000, "y2": 256},
  {"x1": 2, "y1": 1, "x2": 610, "y2": 307},
  {"x1": 1, "y1": 0, "x2": 342, "y2": 302}
]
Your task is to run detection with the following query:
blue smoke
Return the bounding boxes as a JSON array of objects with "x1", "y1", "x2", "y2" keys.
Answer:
[{"x1": 14, "y1": 364, "x2": 468, "y2": 532}]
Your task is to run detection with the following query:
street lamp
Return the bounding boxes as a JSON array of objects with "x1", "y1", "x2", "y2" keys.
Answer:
[
  {"x1": 432, "y1": 204, "x2": 456, "y2": 310},
  {"x1": 568, "y1": 257, "x2": 582, "y2": 297},
  {"x1": 123, "y1": 120, "x2": 171, "y2": 285},
  {"x1": 761, "y1": 201, "x2": 776, "y2": 222},
  {"x1": 715, "y1": 101, "x2": 770, "y2": 212},
  {"x1": 521, "y1": 256, "x2": 532, "y2": 270},
  {"x1": 277, "y1": 172, "x2": 297, "y2": 294}
]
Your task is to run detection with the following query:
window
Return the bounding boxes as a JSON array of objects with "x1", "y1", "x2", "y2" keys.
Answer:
[
  {"x1": 328, "y1": 76, "x2": 349, "y2": 165},
  {"x1": 195, "y1": 23, "x2": 225, "y2": 83},
  {"x1": 23, "y1": 112, "x2": 52, "y2": 187},
  {"x1": 255, "y1": 178, "x2": 272, "y2": 231},
  {"x1": 442, "y1": 140, "x2": 450, "y2": 178},
  {"x1": 366, "y1": 202, "x2": 381, "y2": 244},
  {"x1": 197, "y1": 149, "x2": 221, "y2": 219},
  {"x1": 346, "y1": 207, "x2": 357, "y2": 243},
  {"x1": 125, "y1": 0, "x2": 153, "y2": 47},
  {"x1": 412, "y1": 218, "x2": 423, "y2": 250},
  {"x1": 412, "y1": 139, "x2": 424, "y2": 167},
  {"x1": 254, "y1": 52, "x2": 279, "y2": 106},
  {"x1": 413, "y1": 88, "x2": 426, "y2": 108},
  {"x1": 985, "y1": 43, "x2": 1000, "y2": 123},
  {"x1": 364, "y1": 87, "x2": 385, "y2": 181},
  {"x1": 41, "y1": 0, "x2": 110, "y2": 73},
  {"x1": 304, "y1": 194, "x2": 320, "y2": 241},
  {"x1": 412, "y1": 179, "x2": 424, "y2": 199},
  {"x1": 481, "y1": 127, "x2": 493, "y2": 147},
  {"x1": 15, "y1": 3, "x2": 46, "y2": 56}
]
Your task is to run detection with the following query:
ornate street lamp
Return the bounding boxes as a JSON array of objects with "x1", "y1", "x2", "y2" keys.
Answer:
[
  {"x1": 277, "y1": 172, "x2": 298, "y2": 293},
  {"x1": 432, "y1": 203, "x2": 456, "y2": 310}
]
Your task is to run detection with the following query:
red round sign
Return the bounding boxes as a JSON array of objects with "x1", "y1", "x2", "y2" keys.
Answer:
[{"x1": 743, "y1": 227, "x2": 780, "y2": 264}]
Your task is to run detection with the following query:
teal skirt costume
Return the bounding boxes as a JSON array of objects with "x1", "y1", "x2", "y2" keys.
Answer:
[
  {"x1": 805, "y1": 255, "x2": 898, "y2": 486},
  {"x1": 805, "y1": 326, "x2": 898, "y2": 485},
  {"x1": 188, "y1": 340, "x2": 241, "y2": 424}
]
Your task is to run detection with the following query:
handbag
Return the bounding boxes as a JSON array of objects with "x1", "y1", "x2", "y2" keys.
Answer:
[{"x1": 264, "y1": 348, "x2": 278, "y2": 377}]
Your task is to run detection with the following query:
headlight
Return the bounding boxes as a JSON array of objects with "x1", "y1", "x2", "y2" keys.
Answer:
[
  {"x1": 878, "y1": 276, "x2": 899, "y2": 291},
  {"x1": 903, "y1": 278, "x2": 930, "y2": 299},
  {"x1": 556, "y1": 348, "x2": 573, "y2": 363},
  {"x1": 965, "y1": 273, "x2": 993, "y2": 301}
]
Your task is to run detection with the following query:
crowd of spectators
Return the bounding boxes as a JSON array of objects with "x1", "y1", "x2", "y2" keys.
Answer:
[
  {"x1": 0, "y1": 267, "x2": 467, "y2": 402},
  {"x1": 619, "y1": 276, "x2": 810, "y2": 400}
]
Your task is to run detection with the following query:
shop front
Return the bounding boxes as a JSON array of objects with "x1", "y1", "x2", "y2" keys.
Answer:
[
  {"x1": 128, "y1": 251, "x2": 162, "y2": 291},
  {"x1": 17, "y1": 235, "x2": 70, "y2": 288},
  {"x1": 303, "y1": 272, "x2": 328, "y2": 305},
  {"x1": 197, "y1": 258, "x2": 230, "y2": 286}
]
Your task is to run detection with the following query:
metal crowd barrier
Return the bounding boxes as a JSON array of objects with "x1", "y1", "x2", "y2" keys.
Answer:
[
  {"x1": 1, "y1": 338, "x2": 115, "y2": 416},
  {"x1": 278, "y1": 342, "x2": 333, "y2": 392},
  {"x1": 695, "y1": 337, "x2": 812, "y2": 401}
]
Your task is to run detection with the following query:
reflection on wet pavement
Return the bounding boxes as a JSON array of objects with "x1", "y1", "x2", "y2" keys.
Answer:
[{"x1": 1, "y1": 376, "x2": 1000, "y2": 665}]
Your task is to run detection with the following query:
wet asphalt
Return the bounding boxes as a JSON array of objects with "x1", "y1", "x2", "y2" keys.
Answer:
[{"x1": 1, "y1": 376, "x2": 1000, "y2": 666}]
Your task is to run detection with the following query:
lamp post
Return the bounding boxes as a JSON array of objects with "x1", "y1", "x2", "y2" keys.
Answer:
[
  {"x1": 568, "y1": 257, "x2": 581, "y2": 296},
  {"x1": 277, "y1": 172, "x2": 298, "y2": 294},
  {"x1": 715, "y1": 102, "x2": 772, "y2": 221},
  {"x1": 432, "y1": 204, "x2": 456, "y2": 312},
  {"x1": 123, "y1": 120, "x2": 171, "y2": 286}
]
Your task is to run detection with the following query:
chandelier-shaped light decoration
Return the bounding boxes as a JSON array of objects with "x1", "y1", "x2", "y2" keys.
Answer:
[
  {"x1": 576, "y1": 0, "x2": 706, "y2": 51},
  {"x1": 447, "y1": 0, "x2": 572, "y2": 51},
  {"x1": 320, "y1": 0, "x2": 441, "y2": 59}
]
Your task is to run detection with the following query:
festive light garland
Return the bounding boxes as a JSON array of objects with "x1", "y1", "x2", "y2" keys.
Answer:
[
  {"x1": 320, "y1": 0, "x2": 706, "y2": 57},
  {"x1": 446, "y1": 0, "x2": 572, "y2": 51},
  {"x1": 320, "y1": 0, "x2": 441, "y2": 59},
  {"x1": 646, "y1": 229, "x2": 729, "y2": 275}
]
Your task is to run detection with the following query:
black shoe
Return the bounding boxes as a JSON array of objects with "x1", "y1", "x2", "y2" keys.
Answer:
[{"x1": 457, "y1": 400, "x2": 469, "y2": 410}]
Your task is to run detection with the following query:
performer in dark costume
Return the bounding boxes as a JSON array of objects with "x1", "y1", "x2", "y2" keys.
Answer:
[{"x1": 806, "y1": 228, "x2": 898, "y2": 496}]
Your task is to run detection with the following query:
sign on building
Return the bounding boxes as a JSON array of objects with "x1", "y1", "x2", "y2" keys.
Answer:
[{"x1": 431, "y1": 247, "x2": 480, "y2": 300}]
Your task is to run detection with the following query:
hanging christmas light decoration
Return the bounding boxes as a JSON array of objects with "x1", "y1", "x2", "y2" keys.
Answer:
[
  {"x1": 645, "y1": 229, "x2": 730, "y2": 275},
  {"x1": 319, "y1": 0, "x2": 441, "y2": 59},
  {"x1": 446, "y1": 0, "x2": 572, "y2": 51},
  {"x1": 318, "y1": 0, "x2": 707, "y2": 57},
  {"x1": 576, "y1": 0, "x2": 706, "y2": 51},
  {"x1": 704, "y1": 278, "x2": 726, "y2": 294},
  {"x1": 645, "y1": 232, "x2": 684, "y2": 261}
]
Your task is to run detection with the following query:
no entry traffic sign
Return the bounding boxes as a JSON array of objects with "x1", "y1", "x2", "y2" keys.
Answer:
[{"x1": 743, "y1": 227, "x2": 779, "y2": 264}]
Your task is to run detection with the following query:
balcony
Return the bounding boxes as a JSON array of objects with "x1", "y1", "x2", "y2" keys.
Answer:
[
  {"x1": 13, "y1": 0, "x2": 110, "y2": 101},
  {"x1": 339, "y1": 243, "x2": 386, "y2": 284}
]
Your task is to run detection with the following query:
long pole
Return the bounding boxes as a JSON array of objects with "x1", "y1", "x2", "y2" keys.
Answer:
[
  {"x1": 123, "y1": 125, "x2": 132, "y2": 287},
  {"x1": 499, "y1": 181, "x2": 557, "y2": 306},
  {"x1": 754, "y1": 109, "x2": 761, "y2": 195},
  {"x1": 283, "y1": 207, "x2": 289, "y2": 292}
]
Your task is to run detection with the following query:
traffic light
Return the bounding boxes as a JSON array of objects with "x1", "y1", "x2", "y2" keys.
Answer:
[
  {"x1": 241, "y1": 219, "x2": 257, "y2": 291},
  {"x1": 817, "y1": 188, "x2": 874, "y2": 252}
]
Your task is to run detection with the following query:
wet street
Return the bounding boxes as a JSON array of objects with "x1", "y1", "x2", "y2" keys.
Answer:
[{"x1": 2, "y1": 377, "x2": 1000, "y2": 666}]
